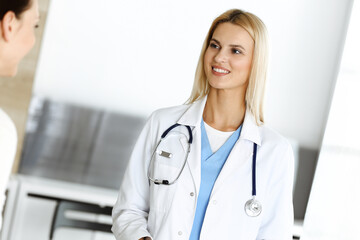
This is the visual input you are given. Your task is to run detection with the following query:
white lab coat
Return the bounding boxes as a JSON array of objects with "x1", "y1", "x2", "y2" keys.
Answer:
[
  {"x1": 0, "y1": 109, "x2": 17, "y2": 231},
  {"x1": 112, "y1": 97, "x2": 294, "y2": 240}
]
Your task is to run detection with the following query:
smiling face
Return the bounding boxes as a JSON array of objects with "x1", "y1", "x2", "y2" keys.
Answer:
[{"x1": 204, "y1": 22, "x2": 254, "y2": 93}]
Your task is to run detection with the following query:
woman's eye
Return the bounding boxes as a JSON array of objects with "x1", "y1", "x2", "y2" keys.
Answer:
[
  {"x1": 210, "y1": 43, "x2": 219, "y2": 49},
  {"x1": 232, "y1": 49, "x2": 242, "y2": 54}
]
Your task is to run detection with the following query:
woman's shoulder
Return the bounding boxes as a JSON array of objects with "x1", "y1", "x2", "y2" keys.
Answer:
[
  {"x1": 153, "y1": 103, "x2": 190, "y2": 117},
  {"x1": 0, "y1": 108, "x2": 17, "y2": 157},
  {"x1": 258, "y1": 124, "x2": 292, "y2": 151},
  {"x1": 258, "y1": 124, "x2": 294, "y2": 176},
  {"x1": 140, "y1": 103, "x2": 193, "y2": 139},
  {"x1": 148, "y1": 103, "x2": 191, "y2": 123},
  {"x1": 0, "y1": 109, "x2": 17, "y2": 138}
]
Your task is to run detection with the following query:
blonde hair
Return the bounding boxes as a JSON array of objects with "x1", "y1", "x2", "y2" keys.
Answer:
[{"x1": 187, "y1": 9, "x2": 269, "y2": 125}]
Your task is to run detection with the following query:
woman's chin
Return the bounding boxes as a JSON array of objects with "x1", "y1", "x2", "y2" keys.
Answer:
[
  {"x1": 208, "y1": 80, "x2": 226, "y2": 89},
  {"x1": 208, "y1": 82, "x2": 233, "y2": 91}
]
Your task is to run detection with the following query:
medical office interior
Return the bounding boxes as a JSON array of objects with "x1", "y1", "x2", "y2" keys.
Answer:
[{"x1": 0, "y1": 0, "x2": 359, "y2": 239}]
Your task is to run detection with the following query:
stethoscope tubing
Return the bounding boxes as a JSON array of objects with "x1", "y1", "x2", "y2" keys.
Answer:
[
  {"x1": 252, "y1": 142, "x2": 257, "y2": 196},
  {"x1": 147, "y1": 124, "x2": 192, "y2": 185},
  {"x1": 161, "y1": 123, "x2": 193, "y2": 144},
  {"x1": 148, "y1": 123, "x2": 258, "y2": 195},
  {"x1": 148, "y1": 123, "x2": 262, "y2": 217}
]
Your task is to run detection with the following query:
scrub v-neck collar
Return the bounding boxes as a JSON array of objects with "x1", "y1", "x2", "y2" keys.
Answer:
[{"x1": 201, "y1": 118, "x2": 242, "y2": 162}]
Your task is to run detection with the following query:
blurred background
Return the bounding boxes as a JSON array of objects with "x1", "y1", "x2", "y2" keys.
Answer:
[{"x1": 0, "y1": 0, "x2": 358, "y2": 239}]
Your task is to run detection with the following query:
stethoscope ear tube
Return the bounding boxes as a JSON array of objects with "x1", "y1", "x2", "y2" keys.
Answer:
[
  {"x1": 161, "y1": 124, "x2": 180, "y2": 138},
  {"x1": 161, "y1": 123, "x2": 193, "y2": 143}
]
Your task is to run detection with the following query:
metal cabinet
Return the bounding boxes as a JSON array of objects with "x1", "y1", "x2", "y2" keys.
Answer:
[{"x1": 1, "y1": 175, "x2": 117, "y2": 240}]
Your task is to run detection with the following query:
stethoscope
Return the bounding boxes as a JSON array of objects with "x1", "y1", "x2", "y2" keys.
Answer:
[{"x1": 147, "y1": 123, "x2": 262, "y2": 217}]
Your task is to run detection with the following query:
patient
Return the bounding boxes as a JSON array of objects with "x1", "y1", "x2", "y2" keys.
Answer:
[{"x1": 0, "y1": 0, "x2": 39, "y2": 231}]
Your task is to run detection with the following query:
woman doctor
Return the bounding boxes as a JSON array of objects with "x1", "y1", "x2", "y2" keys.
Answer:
[
  {"x1": 0, "y1": 0, "x2": 39, "y2": 231},
  {"x1": 112, "y1": 9, "x2": 294, "y2": 240}
]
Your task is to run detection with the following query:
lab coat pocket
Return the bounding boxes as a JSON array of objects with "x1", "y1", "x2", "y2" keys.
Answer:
[{"x1": 149, "y1": 163, "x2": 179, "y2": 212}]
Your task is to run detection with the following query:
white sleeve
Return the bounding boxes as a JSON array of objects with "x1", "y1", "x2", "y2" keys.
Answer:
[
  {"x1": 0, "y1": 110, "x2": 17, "y2": 231},
  {"x1": 256, "y1": 142, "x2": 295, "y2": 240},
  {"x1": 111, "y1": 113, "x2": 156, "y2": 240}
]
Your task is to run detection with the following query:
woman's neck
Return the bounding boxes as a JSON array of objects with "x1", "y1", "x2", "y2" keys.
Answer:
[{"x1": 203, "y1": 88, "x2": 246, "y2": 132}]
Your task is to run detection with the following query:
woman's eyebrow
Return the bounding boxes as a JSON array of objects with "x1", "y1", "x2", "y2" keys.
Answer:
[
  {"x1": 229, "y1": 44, "x2": 246, "y2": 52},
  {"x1": 210, "y1": 38, "x2": 221, "y2": 45},
  {"x1": 211, "y1": 38, "x2": 246, "y2": 52}
]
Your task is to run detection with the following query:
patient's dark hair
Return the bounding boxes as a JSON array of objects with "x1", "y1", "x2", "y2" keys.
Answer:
[{"x1": 0, "y1": 0, "x2": 32, "y2": 20}]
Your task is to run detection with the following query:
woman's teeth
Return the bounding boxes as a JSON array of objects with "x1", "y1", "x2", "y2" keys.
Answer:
[{"x1": 212, "y1": 67, "x2": 229, "y2": 73}]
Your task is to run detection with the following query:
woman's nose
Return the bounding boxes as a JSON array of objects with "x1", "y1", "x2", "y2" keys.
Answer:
[{"x1": 214, "y1": 50, "x2": 227, "y2": 63}]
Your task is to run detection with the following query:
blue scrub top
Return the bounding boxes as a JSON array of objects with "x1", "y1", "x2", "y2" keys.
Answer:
[{"x1": 189, "y1": 119, "x2": 242, "y2": 240}]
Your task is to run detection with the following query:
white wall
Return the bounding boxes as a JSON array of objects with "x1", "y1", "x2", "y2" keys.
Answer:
[
  {"x1": 33, "y1": 0, "x2": 352, "y2": 149},
  {"x1": 302, "y1": 0, "x2": 360, "y2": 238}
]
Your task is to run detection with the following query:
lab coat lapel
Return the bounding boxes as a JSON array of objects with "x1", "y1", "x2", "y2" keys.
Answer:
[
  {"x1": 177, "y1": 96, "x2": 207, "y2": 195},
  {"x1": 177, "y1": 96, "x2": 207, "y2": 127},
  {"x1": 239, "y1": 109, "x2": 262, "y2": 146},
  {"x1": 211, "y1": 110, "x2": 262, "y2": 193}
]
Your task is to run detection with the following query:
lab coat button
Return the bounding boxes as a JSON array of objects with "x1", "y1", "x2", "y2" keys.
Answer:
[
  {"x1": 190, "y1": 192, "x2": 194, "y2": 197},
  {"x1": 178, "y1": 231, "x2": 183, "y2": 236}
]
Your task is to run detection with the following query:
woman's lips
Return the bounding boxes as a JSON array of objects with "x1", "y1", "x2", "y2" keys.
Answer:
[{"x1": 212, "y1": 66, "x2": 230, "y2": 76}]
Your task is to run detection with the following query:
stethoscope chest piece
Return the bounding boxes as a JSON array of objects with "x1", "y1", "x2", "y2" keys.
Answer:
[{"x1": 245, "y1": 197, "x2": 262, "y2": 217}]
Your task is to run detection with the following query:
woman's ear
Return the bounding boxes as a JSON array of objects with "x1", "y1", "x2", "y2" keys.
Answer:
[{"x1": 1, "y1": 11, "x2": 17, "y2": 42}]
